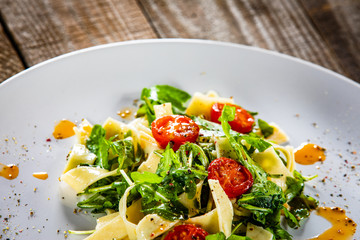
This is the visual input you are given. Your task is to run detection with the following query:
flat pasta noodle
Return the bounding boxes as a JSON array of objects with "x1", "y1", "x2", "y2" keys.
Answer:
[
  {"x1": 208, "y1": 179, "x2": 233, "y2": 238},
  {"x1": 185, "y1": 209, "x2": 219, "y2": 234},
  {"x1": 154, "y1": 103, "x2": 173, "y2": 118},
  {"x1": 178, "y1": 181, "x2": 204, "y2": 217},
  {"x1": 74, "y1": 119, "x2": 93, "y2": 145},
  {"x1": 265, "y1": 122, "x2": 289, "y2": 144},
  {"x1": 252, "y1": 146, "x2": 293, "y2": 191},
  {"x1": 62, "y1": 143, "x2": 96, "y2": 174},
  {"x1": 85, "y1": 213, "x2": 127, "y2": 240},
  {"x1": 137, "y1": 152, "x2": 161, "y2": 173},
  {"x1": 186, "y1": 91, "x2": 234, "y2": 120},
  {"x1": 102, "y1": 117, "x2": 133, "y2": 140},
  {"x1": 61, "y1": 166, "x2": 118, "y2": 193},
  {"x1": 128, "y1": 118, "x2": 160, "y2": 155},
  {"x1": 119, "y1": 186, "x2": 143, "y2": 240},
  {"x1": 136, "y1": 214, "x2": 178, "y2": 240}
]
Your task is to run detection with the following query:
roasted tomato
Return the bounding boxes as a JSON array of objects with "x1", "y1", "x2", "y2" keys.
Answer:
[
  {"x1": 210, "y1": 102, "x2": 255, "y2": 133},
  {"x1": 151, "y1": 115, "x2": 200, "y2": 151},
  {"x1": 164, "y1": 224, "x2": 208, "y2": 240},
  {"x1": 208, "y1": 157, "x2": 253, "y2": 198}
]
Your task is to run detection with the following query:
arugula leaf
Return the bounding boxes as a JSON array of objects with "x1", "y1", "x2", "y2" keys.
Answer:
[
  {"x1": 219, "y1": 105, "x2": 293, "y2": 236},
  {"x1": 240, "y1": 133, "x2": 272, "y2": 152},
  {"x1": 258, "y1": 119, "x2": 274, "y2": 138},
  {"x1": 137, "y1": 85, "x2": 191, "y2": 123},
  {"x1": 206, "y1": 232, "x2": 226, "y2": 240},
  {"x1": 205, "y1": 232, "x2": 251, "y2": 240},
  {"x1": 156, "y1": 145, "x2": 179, "y2": 177},
  {"x1": 177, "y1": 142, "x2": 209, "y2": 168},
  {"x1": 283, "y1": 171, "x2": 318, "y2": 228},
  {"x1": 131, "y1": 171, "x2": 163, "y2": 184},
  {"x1": 219, "y1": 105, "x2": 267, "y2": 182},
  {"x1": 134, "y1": 143, "x2": 208, "y2": 221},
  {"x1": 110, "y1": 139, "x2": 136, "y2": 170},
  {"x1": 86, "y1": 124, "x2": 110, "y2": 170}
]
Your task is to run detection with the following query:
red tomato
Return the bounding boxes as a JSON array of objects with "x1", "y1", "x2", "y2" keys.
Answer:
[
  {"x1": 151, "y1": 115, "x2": 200, "y2": 151},
  {"x1": 208, "y1": 157, "x2": 253, "y2": 198},
  {"x1": 210, "y1": 102, "x2": 255, "y2": 133},
  {"x1": 164, "y1": 224, "x2": 208, "y2": 240}
]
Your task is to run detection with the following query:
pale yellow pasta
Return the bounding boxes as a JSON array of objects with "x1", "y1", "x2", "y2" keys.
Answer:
[
  {"x1": 186, "y1": 91, "x2": 234, "y2": 119},
  {"x1": 62, "y1": 144, "x2": 96, "y2": 174},
  {"x1": 119, "y1": 186, "x2": 143, "y2": 240},
  {"x1": 102, "y1": 117, "x2": 133, "y2": 140},
  {"x1": 208, "y1": 179, "x2": 233, "y2": 238},
  {"x1": 128, "y1": 118, "x2": 160, "y2": 155},
  {"x1": 265, "y1": 122, "x2": 289, "y2": 144},
  {"x1": 85, "y1": 213, "x2": 127, "y2": 240},
  {"x1": 185, "y1": 209, "x2": 219, "y2": 234},
  {"x1": 74, "y1": 119, "x2": 93, "y2": 145},
  {"x1": 136, "y1": 214, "x2": 178, "y2": 240},
  {"x1": 178, "y1": 181, "x2": 204, "y2": 217},
  {"x1": 246, "y1": 222, "x2": 273, "y2": 240},
  {"x1": 252, "y1": 146, "x2": 293, "y2": 191},
  {"x1": 154, "y1": 103, "x2": 173, "y2": 118},
  {"x1": 137, "y1": 152, "x2": 161, "y2": 173},
  {"x1": 61, "y1": 167, "x2": 118, "y2": 193}
]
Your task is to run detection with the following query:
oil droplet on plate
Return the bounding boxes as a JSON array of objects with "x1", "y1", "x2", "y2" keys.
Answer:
[
  {"x1": 53, "y1": 120, "x2": 76, "y2": 139},
  {"x1": 294, "y1": 143, "x2": 326, "y2": 165},
  {"x1": 33, "y1": 172, "x2": 48, "y2": 180},
  {"x1": 0, "y1": 163, "x2": 19, "y2": 180},
  {"x1": 308, "y1": 207, "x2": 357, "y2": 240},
  {"x1": 117, "y1": 107, "x2": 136, "y2": 121}
]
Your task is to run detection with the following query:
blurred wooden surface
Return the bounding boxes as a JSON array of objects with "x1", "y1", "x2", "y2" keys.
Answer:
[{"x1": 0, "y1": 0, "x2": 359, "y2": 83}]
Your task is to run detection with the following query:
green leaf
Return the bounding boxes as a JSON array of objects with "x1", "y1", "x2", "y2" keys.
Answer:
[
  {"x1": 156, "y1": 145, "x2": 178, "y2": 177},
  {"x1": 86, "y1": 125, "x2": 110, "y2": 170},
  {"x1": 240, "y1": 133, "x2": 272, "y2": 152},
  {"x1": 110, "y1": 139, "x2": 135, "y2": 170},
  {"x1": 205, "y1": 232, "x2": 251, "y2": 240},
  {"x1": 137, "y1": 85, "x2": 191, "y2": 123},
  {"x1": 258, "y1": 119, "x2": 274, "y2": 138},
  {"x1": 131, "y1": 171, "x2": 163, "y2": 184},
  {"x1": 205, "y1": 232, "x2": 226, "y2": 240}
]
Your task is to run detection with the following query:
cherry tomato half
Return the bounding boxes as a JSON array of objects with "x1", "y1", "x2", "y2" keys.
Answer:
[
  {"x1": 164, "y1": 224, "x2": 208, "y2": 240},
  {"x1": 210, "y1": 102, "x2": 255, "y2": 133},
  {"x1": 208, "y1": 157, "x2": 253, "y2": 198},
  {"x1": 151, "y1": 115, "x2": 200, "y2": 151}
]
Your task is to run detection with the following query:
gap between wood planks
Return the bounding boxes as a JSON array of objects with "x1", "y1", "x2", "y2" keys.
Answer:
[{"x1": 0, "y1": 11, "x2": 28, "y2": 69}]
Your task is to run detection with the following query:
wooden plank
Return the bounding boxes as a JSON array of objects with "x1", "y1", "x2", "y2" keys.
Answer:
[
  {"x1": 301, "y1": 0, "x2": 360, "y2": 82},
  {"x1": 0, "y1": 0, "x2": 157, "y2": 66},
  {"x1": 0, "y1": 24, "x2": 24, "y2": 83},
  {"x1": 138, "y1": 0, "x2": 347, "y2": 78}
]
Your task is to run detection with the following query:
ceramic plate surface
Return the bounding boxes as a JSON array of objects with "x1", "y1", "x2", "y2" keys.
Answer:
[{"x1": 0, "y1": 39, "x2": 359, "y2": 239}]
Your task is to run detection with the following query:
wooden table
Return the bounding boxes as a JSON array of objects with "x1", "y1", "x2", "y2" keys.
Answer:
[{"x1": 0, "y1": 0, "x2": 359, "y2": 83}]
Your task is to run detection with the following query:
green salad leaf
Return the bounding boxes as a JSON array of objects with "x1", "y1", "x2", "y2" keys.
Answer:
[
  {"x1": 258, "y1": 119, "x2": 274, "y2": 138},
  {"x1": 137, "y1": 85, "x2": 191, "y2": 123}
]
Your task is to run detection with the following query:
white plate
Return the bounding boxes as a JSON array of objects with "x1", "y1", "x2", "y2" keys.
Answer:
[{"x1": 0, "y1": 39, "x2": 359, "y2": 239}]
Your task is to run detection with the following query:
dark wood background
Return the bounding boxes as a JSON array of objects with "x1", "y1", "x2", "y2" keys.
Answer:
[{"x1": 0, "y1": 0, "x2": 359, "y2": 83}]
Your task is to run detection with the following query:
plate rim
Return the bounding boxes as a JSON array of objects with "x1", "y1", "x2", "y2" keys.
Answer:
[{"x1": 1, "y1": 38, "x2": 359, "y2": 89}]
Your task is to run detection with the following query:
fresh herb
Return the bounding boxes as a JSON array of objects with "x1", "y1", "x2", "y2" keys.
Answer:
[
  {"x1": 258, "y1": 119, "x2": 274, "y2": 138},
  {"x1": 133, "y1": 144, "x2": 208, "y2": 221},
  {"x1": 86, "y1": 125, "x2": 144, "y2": 171},
  {"x1": 86, "y1": 125, "x2": 110, "y2": 169},
  {"x1": 137, "y1": 85, "x2": 191, "y2": 123},
  {"x1": 219, "y1": 105, "x2": 292, "y2": 239},
  {"x1": 285, "y1": 171, "x2": 318, "y2": 228},
  {"x1": 206, "y1": 232, "x2": 252, "y2": 240}
]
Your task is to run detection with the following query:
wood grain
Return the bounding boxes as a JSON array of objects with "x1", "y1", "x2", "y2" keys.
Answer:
[
  {"x1": 0, "y1": 24, "x2": 24, "y2": 83},
  {"x1": 301, "y1": 0, "x2": 360, "y2": 82},
  {"x1": 138, "y1": 0, "x2": 348, "y2": 78},
  {"x1": 0, "y1": 0, "x2": 157, "y2": 67}
]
